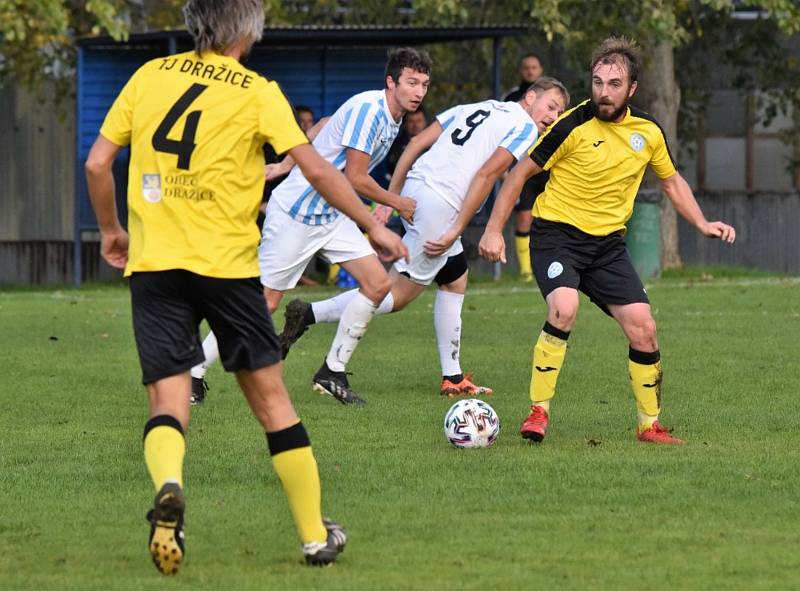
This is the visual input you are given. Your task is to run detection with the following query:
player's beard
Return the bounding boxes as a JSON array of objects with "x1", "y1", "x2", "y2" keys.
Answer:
[{"x1": 592, "y1": 96, "x2": 629, "y2": 122}]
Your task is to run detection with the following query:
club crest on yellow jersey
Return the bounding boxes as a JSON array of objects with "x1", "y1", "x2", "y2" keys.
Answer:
[{"x1": 630, "y1": 133, "x2": 646, "y2": 152}]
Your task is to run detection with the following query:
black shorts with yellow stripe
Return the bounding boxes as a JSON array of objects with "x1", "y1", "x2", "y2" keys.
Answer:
[
  {"x1": 129, "y1": 270, "x2": 281, "y2": 384},
  {"x1": 530, "y1": 218, "x2": 649, "y2": 316}
]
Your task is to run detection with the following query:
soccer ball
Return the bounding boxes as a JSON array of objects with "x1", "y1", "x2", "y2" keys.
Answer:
[{"x1": 443, "y1": 398, "x2": 500, "y2": 448}]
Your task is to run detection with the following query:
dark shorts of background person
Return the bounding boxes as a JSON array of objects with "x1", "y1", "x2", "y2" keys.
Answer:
[
  {"x1": 529, "y1": 218, "x2": 649, "y2": 316},
  {"x1": 513, "y1": 171, "x2": 549, "y2": 213},
  {"x1": 130, "y1": 270, "x2": 282, "y2": 384}
]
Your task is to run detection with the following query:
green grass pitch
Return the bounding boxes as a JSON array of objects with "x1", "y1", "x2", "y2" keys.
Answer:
[{"x1": 1, "y1": 270, "x2": 799, "y2": 590}]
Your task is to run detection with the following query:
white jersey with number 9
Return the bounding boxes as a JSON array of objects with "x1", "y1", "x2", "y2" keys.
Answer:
[{"x1": 406, "y1": 99, "x2": 538, "y2": 209}]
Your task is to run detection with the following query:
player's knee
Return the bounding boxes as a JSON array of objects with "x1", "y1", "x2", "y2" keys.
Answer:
[
  {"x1": 441, "y1": 274, "x2": 467, "y2": 293},
  {"x1": 237, "y1": 367, "x2": 295, "y2": 426},
  {"x1": 362, "y1": 275, "x2": 392, "y2": 304},
  {"x1": 548, "y1": 303, "x2": 578, "y2": 330},
  {"x1": 628, "y1": 317, "x2": 658, "y2": 350},
  {"x1": 640, "y1": 318, "x2": 658, "y2": 347}
]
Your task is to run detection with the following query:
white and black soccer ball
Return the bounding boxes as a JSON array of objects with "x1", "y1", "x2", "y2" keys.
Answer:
[{"x1": 443, "y1": 398, "x2": 500, "y2": 448}]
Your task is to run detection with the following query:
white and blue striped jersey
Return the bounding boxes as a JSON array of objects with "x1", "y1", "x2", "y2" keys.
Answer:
[
  {"x1": 271, "y1": 90, "x2": 401, "y2": 226},
  {"x1": 407, "y1": 100, "x2": 538, "y2": 210}
]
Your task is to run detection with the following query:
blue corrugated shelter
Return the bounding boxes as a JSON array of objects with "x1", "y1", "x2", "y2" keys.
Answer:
[{"x1": 74, "y1": 25, "x2": 527, "y2": 286}]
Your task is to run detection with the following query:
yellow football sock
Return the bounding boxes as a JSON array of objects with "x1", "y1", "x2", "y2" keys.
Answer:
[
  {"x1": 628, "y1": 348, "x2": 662, "y2": 430},
  {"x1": 268, "y1": 423, "x2": 327, "y2": 544},
  {"x1": 530, "y1": 322, "x2": 570, "y2": 404},
  {"x1": 515, "y1": 233, "x2": 532, "y2": 277},
  {"x1": 143, "y1": 417, "x2": 185, "y2": 491},
  {"x1": 328, "y1": 263, "x2": 340, "y2": 285}
]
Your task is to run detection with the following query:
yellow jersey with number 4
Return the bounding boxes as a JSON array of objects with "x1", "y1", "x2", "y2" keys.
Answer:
[
  {"x1": 100, "y1": 50, "x2": 307, "y2": 278},
  {"x1": 528, "y1": 99, "x2": 676, "y2": 236}
]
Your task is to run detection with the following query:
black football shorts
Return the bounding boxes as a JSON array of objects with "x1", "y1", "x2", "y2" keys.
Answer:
[
  {"x1": 529, "y1": 218, "x2": 649, "y2": 315},
  {"x1": 129, "y1": 270, "x2": 281, "y2": 384}
]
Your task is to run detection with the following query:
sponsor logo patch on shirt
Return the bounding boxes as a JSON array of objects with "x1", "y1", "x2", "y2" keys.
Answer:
[{"x1": 142, "y1": 174, "x2": 162, "y2": 203}]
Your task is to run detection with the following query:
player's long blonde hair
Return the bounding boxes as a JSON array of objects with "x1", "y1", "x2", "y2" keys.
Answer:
[{"x1": 183, "y1": 0, "x2": 264, "y2": 56}]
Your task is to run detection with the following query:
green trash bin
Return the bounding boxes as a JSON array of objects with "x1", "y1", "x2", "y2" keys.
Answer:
[{"x1": 626, "y1": 189, "x2": 661, "y2": 279}]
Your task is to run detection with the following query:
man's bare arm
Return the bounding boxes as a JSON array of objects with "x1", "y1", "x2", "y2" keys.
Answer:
[
  {"x1": 345, "y1": 149, "x2": 416, "y2": 222},
  {"x1": 478, "y1": 157, "x2": 542, "y2": 263},
  {"x1": 85, "y1": 135, "x2": 129, "y2": 269},
  {"x1": 660, "y1": 172, "x2": 736, "y2": 243}
]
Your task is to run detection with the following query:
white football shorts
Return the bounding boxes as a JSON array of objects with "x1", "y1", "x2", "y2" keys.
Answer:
[
  {"x1": 393, "y1": 178, "x2": 464, "y2": 285},
  {"x1": 258, "y1": 202, "x2": 375, "y2": 290}
]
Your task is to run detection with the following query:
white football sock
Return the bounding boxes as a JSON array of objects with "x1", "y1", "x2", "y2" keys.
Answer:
[
  {"x1": 376, "y1": 292, "x2": 394, "y2": 315},
  {"x1": 190, "y1": 331, "x2": 219, "y2": 379},
  {"x1": 434, "y1": 290, "x2": 465, "y2": 378},
  {"x1": 312, "y1": 289, "x2": 394, "y2": 324},
  {"x1": 325, "y1": 291, "x2": 379, "y2": 372}
]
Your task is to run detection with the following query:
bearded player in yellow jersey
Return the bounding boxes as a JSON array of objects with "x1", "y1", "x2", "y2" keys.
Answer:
[
  {"x1": 85, "y1": 0, "x2": 407, "y2": 575},
  {"x1": 479, "y1": 37, "x2": 735, "y2": 445}
]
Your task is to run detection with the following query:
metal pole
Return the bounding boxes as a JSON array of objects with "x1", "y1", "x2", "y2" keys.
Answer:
[
  {"x1": 321, "y1": 46, "x2": 328, "y2": 115},
  {"x1": 492, "y1": 36, "x2": 503, "y2": 281},
  {"x1": 74, "y1": 46, "x2": 84, "y2": 288},
  {"x1": 492, "y1": 36, "x2": 502, "y2": 99}
]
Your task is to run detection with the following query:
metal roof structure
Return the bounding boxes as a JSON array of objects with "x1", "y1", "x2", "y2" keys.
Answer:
[{"x1": 77, "y1": 24, "x2": 531, "y2": 48}]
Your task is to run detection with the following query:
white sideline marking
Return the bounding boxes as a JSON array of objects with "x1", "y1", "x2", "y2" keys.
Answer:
[
  {"x1": 0, "y1": 276, "x2": 796, "y2": 303},
  {"x1": 466, "y1": 276, "x2": 799, "y2": 296},
  {"x1": 644, "y1": 277, "x2": 799, "y2": 290},
  {"x1": 679, "y1": 310, "x2": 800, "y2": 317}
]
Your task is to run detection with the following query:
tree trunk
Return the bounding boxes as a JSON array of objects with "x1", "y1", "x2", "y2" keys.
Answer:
[{"x1": 638, "y1": 39, "x2": 683, "y2": 270}]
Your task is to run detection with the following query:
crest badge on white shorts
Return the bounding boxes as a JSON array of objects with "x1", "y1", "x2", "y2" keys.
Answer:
[
  {"x1": 142, "y1": 174, "x2": 162, "y2": 203},
  {"x1": 630, "y1": 133, "x2": 646, "y2": 152},
  {"x1": 547, "y1": 261, "x2": 564, "y2": 279}
]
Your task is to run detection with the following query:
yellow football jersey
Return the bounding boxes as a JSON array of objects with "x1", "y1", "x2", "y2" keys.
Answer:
[
  {"x1": 100, "y1": 50, "x2": 308, "y2": 278},
  {"x1": 528, "y1": 99, "x2": 676, "y2": 236}
]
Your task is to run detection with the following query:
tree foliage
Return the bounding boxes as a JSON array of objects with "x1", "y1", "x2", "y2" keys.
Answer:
[
  {"x1": 0, "y1": 0, "x2": 295, "y2": 99},
  {"x1": 0, "y1": 0, "x2": 128, "y2": 92},
  {"x1": 6, "y1": 1, "x2": 798, "y2": 117}
]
